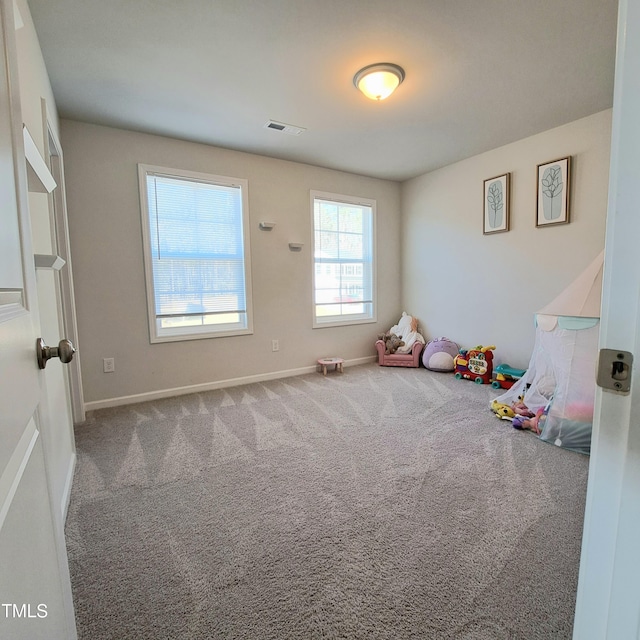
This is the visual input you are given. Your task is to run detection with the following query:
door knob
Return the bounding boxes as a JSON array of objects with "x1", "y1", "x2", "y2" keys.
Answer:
[{"x1": 37, "y1": 338, "x2": 76, "y2": 370}]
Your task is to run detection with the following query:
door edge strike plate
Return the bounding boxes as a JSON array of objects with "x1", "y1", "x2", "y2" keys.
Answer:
[{"x1": 597, "y1": 348, "x2": 633, "y2": 394}]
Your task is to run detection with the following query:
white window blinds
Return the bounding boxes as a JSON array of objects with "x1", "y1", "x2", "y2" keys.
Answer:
[
  {"x1": 312, "y1": 193, "x2": 375, "y2": 326},
  {"x1": 140, "y1": 166, "x2": 252, "y2": 341}
]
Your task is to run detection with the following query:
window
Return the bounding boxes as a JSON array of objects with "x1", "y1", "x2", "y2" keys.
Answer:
[
  {"x1": 311, "y1": 190, "x2": 376, "y2": 327},
  {"x1": 138, "y1": 164, "x2": 252, "y2": 342}
]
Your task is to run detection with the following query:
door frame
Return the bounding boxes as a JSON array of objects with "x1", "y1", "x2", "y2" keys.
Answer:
[{"x1": 42, "y1": 101, "x2": 85, "y2": 424}]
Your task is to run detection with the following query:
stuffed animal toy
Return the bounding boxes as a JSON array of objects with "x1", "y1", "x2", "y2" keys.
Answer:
[
  {"x1": 512, "y1": 396, "x2": 534, "y2": 417},
  {"x1": 512, "y1": 407, "x2": 546, "y2": 434},
  {"x1": 378, "y1": 331, "x2": 395, "y2": 350},
  {"x1": 491, "y1": 399, "x2": 516, "y2": 420},
  {"x1": 385, "y1": 334, "x2": 405, "y2": 355},
  {"x1": 422, "y1": 337, "x2": 459, "y2": 371}
]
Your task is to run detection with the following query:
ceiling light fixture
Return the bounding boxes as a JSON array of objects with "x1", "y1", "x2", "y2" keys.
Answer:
[{"x1": 353, "y1": 63, "x2": 405, "y2": 101}]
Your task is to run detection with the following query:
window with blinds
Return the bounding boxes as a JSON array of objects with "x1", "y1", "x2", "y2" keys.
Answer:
[
  {"x1": 311, "y1": 191, "x2": 376, "y2": 327},
  {"x1": 138, "y1": 165, "x2": 252, "y2": 342}
]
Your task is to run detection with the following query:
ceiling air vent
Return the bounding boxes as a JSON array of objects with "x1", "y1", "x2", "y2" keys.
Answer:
[{"x1": 264, "y1": 120, "x2": 306, "y2": 136}]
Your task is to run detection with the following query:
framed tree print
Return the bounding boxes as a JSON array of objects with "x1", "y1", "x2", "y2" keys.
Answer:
[
  {"x1": 536, "y1": 156, "x2": 571, "y2": 227},
  {"x1": 483, "y1": 173, "x2": 510, "y2": 234}
]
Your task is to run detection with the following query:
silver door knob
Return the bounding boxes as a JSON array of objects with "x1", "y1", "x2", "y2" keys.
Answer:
[{"x1": 37, "y1": 338, "x2": 76, "y2": 370}]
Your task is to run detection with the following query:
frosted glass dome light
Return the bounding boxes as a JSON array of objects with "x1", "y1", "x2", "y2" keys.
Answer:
[{"x1": 353, "y1": 63, "x2": 405, "y2": 101}]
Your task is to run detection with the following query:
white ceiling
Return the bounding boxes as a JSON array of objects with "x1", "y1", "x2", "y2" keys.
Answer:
[{"x1": 26, "y1": 0, "x2": 618, "y2": 182}]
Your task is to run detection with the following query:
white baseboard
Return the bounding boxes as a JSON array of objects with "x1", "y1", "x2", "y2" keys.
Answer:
[
  {"x1": 61, "y1": 452, "x2": 76, "y2": 523},
  {"x1": 84, "y1": 356, "x2": 377, "y2": 412}
]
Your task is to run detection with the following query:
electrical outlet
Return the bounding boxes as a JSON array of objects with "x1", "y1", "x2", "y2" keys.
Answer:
[
  {"x1": 103, "y1": 357, "x2": 115, "y2": 373},
  {"x1": 272, "y1": 339, "x2": 279, "y2": 352}
]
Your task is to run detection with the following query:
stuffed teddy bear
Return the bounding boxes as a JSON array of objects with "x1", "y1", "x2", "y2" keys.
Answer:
[
  {"x1": 377, "y1": 331, "x2": 392, "y2": 350},
  {"x1": 385, "y1": 333, "x2": 405, "y2": 355}
]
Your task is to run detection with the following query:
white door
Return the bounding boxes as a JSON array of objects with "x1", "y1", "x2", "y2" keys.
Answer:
[
  {"x1": 28, "y1": 109, "x2": 80, "y2": 525},
  {"x1": 572, "y1": 0, "x2": 640, "y2": 637},
  {"x1": 0, "y1": 1, "x2": 76, "y2": 638}
]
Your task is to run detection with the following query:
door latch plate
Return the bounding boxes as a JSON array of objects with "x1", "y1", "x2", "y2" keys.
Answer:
[{"x1": 597, "y1": 349, "x2": 633, "y2": 394}]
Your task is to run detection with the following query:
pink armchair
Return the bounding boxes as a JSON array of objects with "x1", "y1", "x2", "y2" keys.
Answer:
[{"x1": 375, "y1": 340, "x2": 423, "y2": 368}]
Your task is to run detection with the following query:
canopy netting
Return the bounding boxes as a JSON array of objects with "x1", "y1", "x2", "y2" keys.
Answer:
[{"x1": 493, "y1": 316, "x2": 599, "y2": 454}]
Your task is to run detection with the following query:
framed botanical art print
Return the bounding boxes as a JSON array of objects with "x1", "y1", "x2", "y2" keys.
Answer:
[
  {"x1": 483, "y1": 173, "x2": 510, "y2": 234},
  {"x1": 536, "y1": 156, "x2": 571, "y2": 227}
]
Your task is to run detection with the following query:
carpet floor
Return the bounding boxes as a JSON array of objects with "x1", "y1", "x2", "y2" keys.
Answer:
[{"x1": 65, "y1": 364, "x2": 589, "y2": 639}]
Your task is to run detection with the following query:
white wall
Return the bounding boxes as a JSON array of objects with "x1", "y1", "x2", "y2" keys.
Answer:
[
  {"x1": 61, "y1": 120, "x2": 402, "y2": 406},
  {"x1": 402, "y1": 110, "x2": 612, "y2": 369}
]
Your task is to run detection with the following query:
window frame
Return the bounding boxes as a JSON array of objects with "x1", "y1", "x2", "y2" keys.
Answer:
[
  {"x1": 138, "y1": 163, "x2": 253, "y2": 343},
  {"x1": 310, "y1": 190, "x2": 377, "y2": 329}
]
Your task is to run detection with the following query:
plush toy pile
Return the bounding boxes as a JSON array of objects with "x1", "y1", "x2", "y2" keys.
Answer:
[
  {"x1": 378, "y1": 312, "x2": 426, "y2": 355},
  {"x1": 490, "y1": 397, "x2": 547, "y2": 435}
]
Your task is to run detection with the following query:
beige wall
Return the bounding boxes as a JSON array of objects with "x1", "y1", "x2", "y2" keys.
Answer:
[
  {"x1": 63, "y1": 109, "x2": 611, "y2": 406},
  {"x1": 61, "y1": 120, "x2": 402, "y2": 406},
  {"x1": 402, "y1": 109, "x2": 612, "y2": 370}
]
